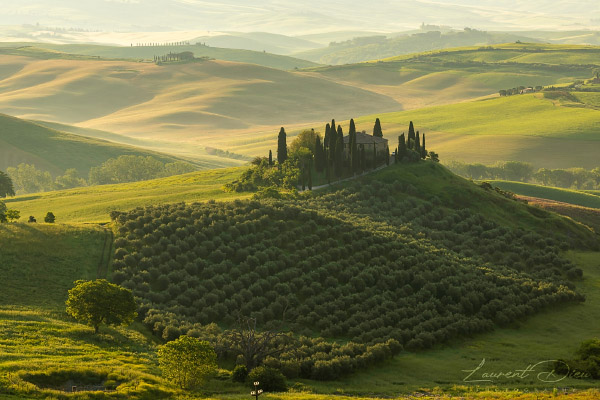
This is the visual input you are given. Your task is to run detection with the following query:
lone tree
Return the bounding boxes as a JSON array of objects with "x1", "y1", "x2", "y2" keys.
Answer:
[
  {"x1": 66, "y1": 279, "x2": 137, "y2": 333},
  {"x1": 158, "y1": 335, "x2": 217, "y2": 389},
  {"x1": 44, "y1": 212, "x2": 56, "y2": 223},
  {"x1": 0, "y1": 171, "x2": 15, "y2": 198},
  {"x1": 277, "y1": 127, "x2": 288, "y2": 165},
  {"x1": 373, "y1": 118, "x2": 383, "y2": 138}
]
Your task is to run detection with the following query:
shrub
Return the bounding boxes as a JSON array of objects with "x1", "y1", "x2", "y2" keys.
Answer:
[
  {"x1": 247, "y1": 366, "x2": 287, "y2": 392},
  {"x1": 158, "y1": 336, "x2": 217, "y2": 389},
  {"x1": 44, "y1": 212, "x2": 56, "y2": 223},
  {"x1": 232, "y1": 365, "x2": 248, "y2": 383}
]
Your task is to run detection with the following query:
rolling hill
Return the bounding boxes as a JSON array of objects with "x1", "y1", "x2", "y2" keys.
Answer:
[
  {"x1": 0, "y1": 113, "x2": 211, "y2": 176},
  {"x1": 2, "y1": 160, "x2": 599, "y2": 399},
  {"x1": 0, "y1": 43, "x2": 598, "y2": 171},
  {"x1": 294, "y1": 29, "x2": 542, "y2": 65},
  {"x1": 0, "y1": 42, "x2": 319, "y2": 70}
]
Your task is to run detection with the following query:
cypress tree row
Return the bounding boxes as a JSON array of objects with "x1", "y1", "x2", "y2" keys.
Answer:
[
  {"x1": 277, "y1": 127, "x2": 288, "y2": 165},
  {"x1": 373, "y1": 118, "x2": 383, "y2": 138}
]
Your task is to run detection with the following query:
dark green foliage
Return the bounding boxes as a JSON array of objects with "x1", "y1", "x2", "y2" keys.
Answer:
[
  {"x1": 28, "y1": 215, "x2": 37, "y2": 223},
  {"x1": 328, "y1": 119, "x2": 336, "y2": 165},
  {"x1": 66, "y1": 279, "x2": 137, "y2": 334},
  {"x1": 554, "y1": 338, "x2": 600, "y2": 379},
  {"x1": 314, "y1": 137, "x2": 323, "y2": 172},
  {"x1": 44, "y1": 212, "x2": 56, "y2": 223},
  {"x1": 247, "y1": 367, "x2": 287, "y2": 392},
  {"x1": 232, "y1": 365, "x2": 248, "y2": 382},
  {"x1": 335, "y1": 126, "x2": 344, "y2": 179},
  {"x1": 421, "y1": 134, "x2": 427, "y2": 159},
  {"x1": 398, "y1": 134, "x2": 407, "y2": 160},
  {"x1": 415, "y1": 132, "x2": 421, "y2": 155},
  {"x1": 408, "y1": 121, "x2": 416, "y2": 148},
  {"x1": 113, "y1": 172, "x2": 582, "y2": 359},
  {"x1": 0, "y1": 201, "x2": 6, "y2": 223},
  {"x1": 277, "y1": 127, "x2": 288, "y2": 165},
  {"x1": 373, "y1": 118, "x2": 383, "y2": 138},
  {"x1": 88, "y1": 156, "x2": 194, "y2": 186},
  {"x1": 268, "y1": 150, "x2": 273, "y2": 166},
  {"x1": 0, "y1": 170, "x2": 15, "y2": 198}
]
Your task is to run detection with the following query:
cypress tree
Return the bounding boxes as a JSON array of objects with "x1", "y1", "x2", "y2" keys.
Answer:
[
  {"x1": 421, "y1": 134, "x2": 427, "y2": 159},
  {"x1": 349, "y1": 119, "x2": 357, "y2": 173},
  {"x1": 324, "y1": 123, "x2": 331, "y2": 149},
  {"x1": 315, "y1": 136, "x2": 323, "y2": 172},
  {"x1": 408, "y1": 121, "x2": 416, "y2": 149},
  {"x1": 386, "y1": 146, "x2": 390, "y2": 166},
  {"x1": 329, "y1": 119, "x2": 336, "y2": 164},
  {"x1": 335, "y1": 125, "x2": 344, "y2": 178},
  {"x1": 268, "y1": 150, "x2": 273, "y2": 166},
  {"x1": 277, "y1": 127, "x2": 288, "y2": 165},
  {"x1": 398, "y1": 133, "x2": 407, "y2": 160},
  {"x1": 415, "y1": 131, "x2": 421, "y2": 155},
  {"x1": 373, "y1": 118, "x2": 383, "y2": 138}
]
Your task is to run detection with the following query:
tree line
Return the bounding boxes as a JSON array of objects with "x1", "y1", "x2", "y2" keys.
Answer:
[
  {"x1": 2, "y1": 156, "x2": 196, "y2": 196},
  {"x1": 446, "y1": 161, "x2": 600, "y2": 190}
]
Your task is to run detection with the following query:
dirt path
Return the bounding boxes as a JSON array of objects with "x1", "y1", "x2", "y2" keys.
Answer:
[{"x1": 302, "y1": 163, "x2": 391, "y2": 192}]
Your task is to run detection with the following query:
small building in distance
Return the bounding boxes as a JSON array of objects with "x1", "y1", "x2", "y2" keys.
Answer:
[{"x1": 343, "y1": 131, "x2": 388, "y2": 160}]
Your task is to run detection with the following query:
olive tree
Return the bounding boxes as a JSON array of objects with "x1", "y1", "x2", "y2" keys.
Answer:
[
  {"x1": 66, "y1": 279, "x2": 137, "y2": 333},
  {"x1": 158, "y1": 335, "x2": 217, "y2": 389}
]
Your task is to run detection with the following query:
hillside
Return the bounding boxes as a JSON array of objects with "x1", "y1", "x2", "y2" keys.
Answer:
[
  {"x1": 3, "y1": 167, "x2": 251, "y2": 223},
  {"x1": 2, "y1": 161, "x2": 600, "y2": 398},
  {"x1": 294, "y1": 29, "x2": 541, "y2": 65},
  {"x1": 489, "y1": 181, "x2": 600, "y2": 209},
  {"x1": 0, "y1": 113, "x2": 203, "y2": 176},
  {"x1": 0, "y1": 43, "x2": 598, "y2": 164},
  {"x1": 0, "y1": 53, "x2": 398, "y2": 142},
  {"x1": 0, "y1": 42, "x2": 319, "y2": 70}
]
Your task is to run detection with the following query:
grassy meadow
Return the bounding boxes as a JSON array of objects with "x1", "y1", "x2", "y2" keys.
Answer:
[
  {"x1": 220, "y1": 92, "x2": 600, "y2": 170},
  {"x1": 3, "y1": 167, "x2": 251, "y2": 223},
  {"x1": 489, "y1": 181, "x2": 600, "y2": 209}
]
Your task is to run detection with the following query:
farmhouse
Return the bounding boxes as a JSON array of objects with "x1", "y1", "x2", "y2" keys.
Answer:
[{"x1": 343, "y1": 131, "x2": 388, "y2": 160}]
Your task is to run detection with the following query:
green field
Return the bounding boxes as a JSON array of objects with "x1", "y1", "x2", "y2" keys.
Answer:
[
  {"x1": 3, "y1": 167, "x2": 251, "y2": 223},
  {"x1": 488, "y1": 181, "x2": 600, "y2": 209}
]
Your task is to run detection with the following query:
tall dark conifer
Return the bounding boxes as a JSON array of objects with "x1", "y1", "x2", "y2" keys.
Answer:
[
  {"x1": 421, "y1": 134, "x2": 427, "y2": 159},
  {"x1": 415, "y1": 131, "x2": 421, "y2": 155},
  {"x1": 277, "y1": 127, "x2": 288, "y2": 165},
  {"x1": 398, "y1": 133, "x2": 407, "y2": 160},
  {"x1": 329, "y1": 119, "x2": 337, "y2": 164},
  {"x1": 315, "y1": 136, "x2": 324, "y2": 172},
  {"x1": 360, "y1": 145, "x2": 366, "y2": 172},
  {"x1": 373, "y1": 118, "x2": 383, "y2": 138},
  {"x1": 324, "y1": 123, "x2": 331, "y2": 149},
  {"x1": 335, "y1": 125, "x2": 344, "y2": 178},
  {"x1": 268, "y1": 150, "x2": 273, "y2": 166},
  {"x1": 349, "y1": 119, "x2": 357, "y2": 173},
  {"x1": 408, "y1": 121, "x2": 416, "y2": 149}
]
